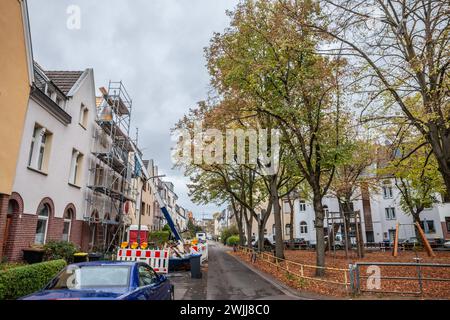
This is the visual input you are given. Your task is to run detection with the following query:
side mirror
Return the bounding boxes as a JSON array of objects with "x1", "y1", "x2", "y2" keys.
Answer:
[{"x1": 159, "y1": 274, "x2": 167, "y2": 282}]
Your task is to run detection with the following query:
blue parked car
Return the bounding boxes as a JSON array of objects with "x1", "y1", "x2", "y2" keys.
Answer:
[{"x1": 20, "y1": 261, "x2": 174, "y2": 300}]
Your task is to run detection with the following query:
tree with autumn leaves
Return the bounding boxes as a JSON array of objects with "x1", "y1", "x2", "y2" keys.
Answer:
[{"x1": 173, "y1": 0, "x2": 447, "y2": 276}]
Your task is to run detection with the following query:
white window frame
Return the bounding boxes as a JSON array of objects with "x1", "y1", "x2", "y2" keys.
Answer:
[
  {"x1": 28, "y1": 125, "x2": 48, "y2": 171},
  {"x1": 300, "y1": 221, "x2": 308, "y2": 234},
  {"x1": 383, "y1": 186, "x2": 393, "y2": 199},
  {"x1": 69, "y1": 149, "x2": 82, "y2": 185},
  {"x1": 62, "y1": 210, "x2": 73, "y2": 242},
  {"x1": 79, "y1": 103, "x2": 89, "y2": 128},
  {"x1": 299, "y1": 201, "x2": 306, "y2": 211},
  {"x1": 385, "y1": 207, "x2": 396, "y2": 220},
  {"x1": 285, "y1": 224, "x2": 291, "y2": 236},
  {"x1": 35, "y1": 204, "x2": 49, "y2": 245}
]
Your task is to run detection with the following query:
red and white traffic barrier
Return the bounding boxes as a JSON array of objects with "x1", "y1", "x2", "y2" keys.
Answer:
[
  {"x1": 190, "y1": 243, "x2": 208, "y2": 263},
  {"x1": 117, "y1": 249, "x2": 170, "y2": 274}
]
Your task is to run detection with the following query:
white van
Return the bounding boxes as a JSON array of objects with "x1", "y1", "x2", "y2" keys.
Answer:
[{"x1": 196, "y1": 232, "x2": 207, "y2": 241}]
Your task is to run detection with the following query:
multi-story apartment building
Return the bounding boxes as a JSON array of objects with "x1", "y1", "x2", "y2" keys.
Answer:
[
  {"x1": 0, "y1": 0, "x2": 34, "y2": 260},
  {"x1": 285, "y1": 179, "x2": 448, "y2": 245},
  {"x1": 4, "y1": 61, "x2": 97, "y2": 260}
]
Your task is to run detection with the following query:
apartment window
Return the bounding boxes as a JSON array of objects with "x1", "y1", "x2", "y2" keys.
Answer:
[
  {"x1": 385, "y1": 207, "x2": 396, "y2": 220},
  {"x1": 28, "y1": 124, "x2": 52, "y2": 172},
  {"x1": 299, "y1": 201, "x2": 306, "y2": 211},
  {"x1": 141, "y1": 202, "x2": 146, "y2": 216},
  {"x1": 300, "y1": 221, "x2": 308, "y2": 234},
  {"x1": 69, "y1": 149, "x2": 83, "y2": 186},
  {"x1": 285, "y1": 224, "x2": 291, "y2": 236},
  {"x1": 47, "y1": 88, "x2": 54, "y2": 100},
  {"x1": 35, "y1": 204, "x2": 50, "y2": 244},
  {"x1": 383, "y1": 186, "x2": 393, "y2": 199},
  {"x1": 79, "y1": 104, "x2": 89, "y2": 128},
  {"x1": 94, "y1": 165, "x2": 104, "y2": 186},
  {"x1": 62, "y1": 209, "x2": 73, "y2": 241},
  {"x1": 446, "y1": 218, "x2": 450, "y2": 232},
  {"x1": 420, "y1": 220, "x2": 436, "y2": 234}
]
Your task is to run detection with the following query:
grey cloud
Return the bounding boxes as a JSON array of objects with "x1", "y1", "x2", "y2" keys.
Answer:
[{"x1": 28, "y1": 0, "x2": 237, "y2": 218}]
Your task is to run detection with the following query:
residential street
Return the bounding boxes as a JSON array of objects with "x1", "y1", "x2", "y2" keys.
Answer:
[
  {"x1": 207, "y1": 242, "x2": 303, "y2": 300},
  {"x1": 170, "y1": 242, "x2": 305, "y2": 300}
]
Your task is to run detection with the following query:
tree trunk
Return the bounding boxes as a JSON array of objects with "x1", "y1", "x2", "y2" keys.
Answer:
[
  {"x1": 288, "y1": 196, "x2": 295, "y2": 241},
  {"x1": 232, "y1": 199, "x2": 245, "y2": 246},
  {"x1": 339, "y1": 199, "x2": 353, "y2": 253},
  {"x1": 412, "y1": 211, "x2": 424, "y2": 245},
  {"x1": 237, "y1": 211, "x2": 245, "y2": 247},
  {"x1": 245, "y1": 209, "x2": 253, "y2": 249},
  {"x1": 258, "y1": 221, "x2": 265, "y2": 252},
  {"x1": 427, "y1": 124, "x2": 450, "y2": 194},
  {"x1": 271, "y1": 175, "x2": 285, "y2": 259},
  {"x1": 313, "y1": 193, "x2": 325, "y2": 276}
]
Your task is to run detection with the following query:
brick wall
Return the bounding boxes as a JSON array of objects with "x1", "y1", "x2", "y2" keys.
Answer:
[
  {"x1": 46, "y1": 216, "x2": 64, "y2": 242},
  {"x1": 4, "y1": 213, "x2": 38, "y2": 261},
  {"x1": 0, "y1": 193, "x2": 9, "y2": 259},
  {"x1": 70, "y1": 220, "x2": 84, "y2": 249},
  {"x1": 80, "y1": 221, "x2": 91, "y2": 252}
]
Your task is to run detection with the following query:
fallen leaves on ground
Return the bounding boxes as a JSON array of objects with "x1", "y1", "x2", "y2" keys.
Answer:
[{"x1": 231, "y1": 249, "x2": 450, "y2": 299}]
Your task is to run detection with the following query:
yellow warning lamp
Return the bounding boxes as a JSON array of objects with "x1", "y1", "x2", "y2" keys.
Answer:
[
  {"x1": 140, "y1": 242, "x2": 148, "y2": 250},
  {"x1": 131, "y1": 242, "x2": 139, "y2": 249},
  {"x1": 191, "y1": 239, "x2": 198, "y2": 245},
  {"x1": 120, "y1": 242, "x2": 128, "y2": 248}
]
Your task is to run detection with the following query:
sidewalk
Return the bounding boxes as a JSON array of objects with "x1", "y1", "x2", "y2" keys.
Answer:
[{"x1": 167, "y1": 264, "x2": 208, "y2": 300}]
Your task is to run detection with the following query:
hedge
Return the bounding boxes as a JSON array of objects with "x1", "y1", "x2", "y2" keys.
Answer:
[
  {"x1": 43, "y1": 240, "x2": 79, "y2": 263},
  {"x1": 220, "y1": 226, "x2": 239, "y2": 245},
  {"x1": 148, "y1": 231, "x2": 170, "y2": 246},
  {"x1": 226, "y1": 235, "x2": 240, "y2": 246},
  {"x1": 0, "y1": 259, "x2": 67, "y2": 300}
]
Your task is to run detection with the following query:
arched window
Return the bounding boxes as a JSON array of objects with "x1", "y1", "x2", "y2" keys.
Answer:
[
  {"x1": 62, "y1": 208, "x2": 73, "y2": 241},
  {"x1": 300, "y1": 221, "x2": 308, "y2": 234},
  {"x1": 35, "y1": 204, "x2": 50, "y2": 244}
]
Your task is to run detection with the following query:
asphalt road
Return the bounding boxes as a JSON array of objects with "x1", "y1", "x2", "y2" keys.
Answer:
[{"x1": 206, "y1": 242, "x2": 302, "y2": 300}]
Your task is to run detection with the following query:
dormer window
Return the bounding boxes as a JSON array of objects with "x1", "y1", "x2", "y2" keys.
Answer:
[
  {"x1": 47, "y1": 88, "x2": 54, "y2": 100},
  {"x1": 55, "y1": 96, "x2": 62, "y2": 107}
]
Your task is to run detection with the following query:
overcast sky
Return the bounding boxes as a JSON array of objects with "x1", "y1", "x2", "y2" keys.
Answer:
[{"x1": 28, "y1": 0, "x2": 239, "y2": 219}]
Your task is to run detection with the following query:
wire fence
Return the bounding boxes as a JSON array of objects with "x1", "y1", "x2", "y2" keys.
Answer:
[
  {"x1": 236, "y1": 246, "x2": 450, "y2": 297},
  {"x1": 237, "y1": 246, "x2": 351, "y2": 292}
]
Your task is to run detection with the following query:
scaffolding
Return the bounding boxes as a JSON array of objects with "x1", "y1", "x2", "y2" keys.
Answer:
[{"x1": 85, "y1": 81, "x2": 139, "y2": 253}]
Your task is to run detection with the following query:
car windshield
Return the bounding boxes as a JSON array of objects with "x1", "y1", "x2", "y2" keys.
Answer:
[{"x1": 48, "y1": 265, "x2": 131, "y2": 290}]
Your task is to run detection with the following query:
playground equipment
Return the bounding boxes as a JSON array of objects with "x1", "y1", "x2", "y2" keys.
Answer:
[
  {"x1": 325, "y1": 210, "x2": 364, "y2": 258},
  {"x1": 392, "y1": 222, "x2": 435, "y2": 257}
]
